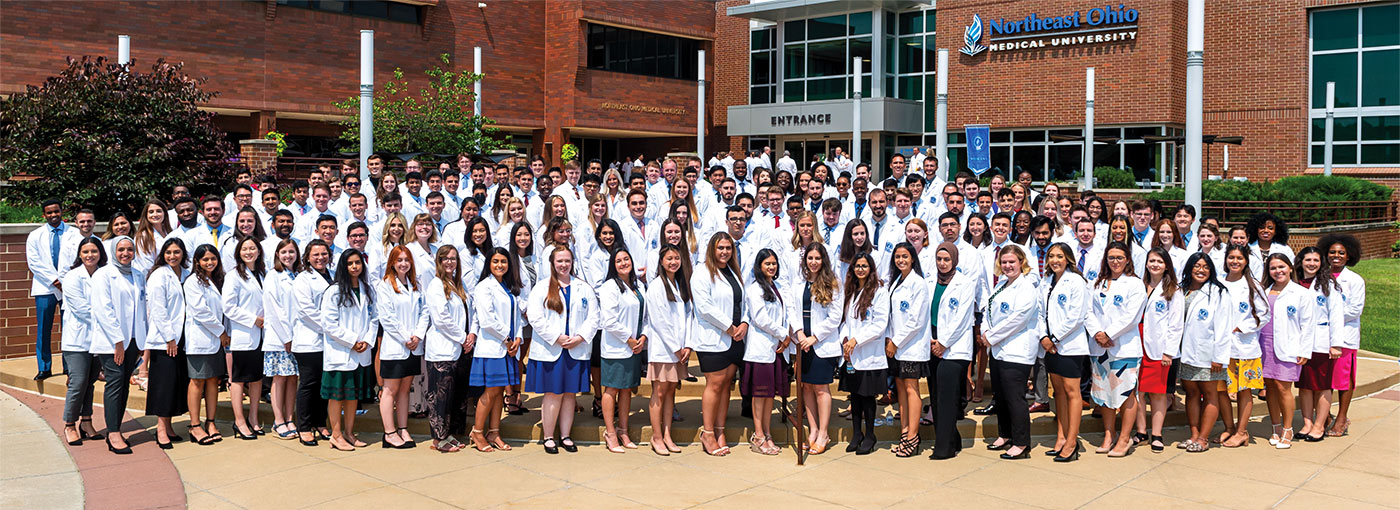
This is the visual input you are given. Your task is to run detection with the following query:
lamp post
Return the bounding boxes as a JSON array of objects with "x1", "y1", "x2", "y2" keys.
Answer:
[
  {"x1": 360, "y1": 30, "x2": 374, "y2": 185},
  {"x1": 1084, "y1": 67, "x2": 1096, "y2": 190},
  {"x1": 117, "y1": 35, "x2": 130, "y2": 65},
  {"x1": 1184, "y1": 0, "x2": 1204, "y2": 215},
  {"x1": 1324, "y1": 81, "x2": 1335, "y2": 177},
  {"x1": 697, "y1": 49, "x2": 706, "y2": 163},
  {"x1": 852, "y1": 57, "x2": 862, "y2": 167},
  {"x1": 935, "y1": 49, "x2": 949, "y2": 181}
]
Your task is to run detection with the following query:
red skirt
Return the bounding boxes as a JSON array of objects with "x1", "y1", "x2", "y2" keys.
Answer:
[
  {"x1": 1298, "y1": 351, "x2": 1334, "y2": 391},
  {"x1": 1139, "y1": 355, "x2": 1170, "y2": 394}
]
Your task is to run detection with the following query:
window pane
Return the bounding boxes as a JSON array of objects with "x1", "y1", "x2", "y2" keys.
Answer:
[
  {"x1": 1311, "y1": 144, "x2": 1323, "y2": 165},
  {"x1": 899, "y1": 36, "x2": 923, "y2": 73},
  {"x1": 752, "y1": 28, "x2": 772, "y2": 50},
  {"x1": 1014, "y1": 130, "x2": 1046, "y2": 142},
  {"x1": 1362, "y1": 4, "x2": 1399, "y2": 47},
  {"x1": 851, "y1": 37, "x2": 872, "y2": 74},
  {"x1": 1312, "y1": 53, "x2": 1358, "y2": 108},
  {"x1": 949, "y1": 133, "x2": 966, "y2": 144},
  {"x1": 1093, "y1": 143, "x2": 1120, "y2": 170},
  {"x1": 752, "y1": 52, "x2": 772, "y2": 85},
  {"x1": 1048, "y1": 144, "x2": 1082, "y2": 181},
  {"x1": 1362, "y1": 115, "x2": 1400, "y2": 141},
  {"x1": 1313, "y1": 8, "x2": 1358, "y2": 51},
  {"x1": 926, "y1": 10, "x2": 935, "y2": 30},
  {"x1": 946, "y1": 147, "x2": 965, "y2": 176},
  {"x1": 784, "y1": 81, "x2": 805, "y2": 102},
  {"x1": 925, "y1": 35, "x2": 938, "y2": 71},
  {"x1": 1123, "y1": 126, "x2": 1160, "y2": 141},
  {"x1": 925, "y1": 78, "x2": 936, "y2": 131},
  {"x1": 1123, "y1": 141, "x2": 1159, "y2": 181},
  {"x1": 1361, "y1": 143, "x2": 1400, "y2": 164},
  {"x1": 807, "y1": 39, "x2": 846, "y2": 77},
  {"x1": 851, "y1": 75, "x2": 870, "y2": 99},
  {"x1": 785, "y1": 45, "x2": 805, "y2": 79},
  {"x1": 807, "y1": 77, "x2": 846, "y2": 101},
  {"x1": 990, "y1": 131, "x2": 1010, "y2": 143},
  {"x1": 1362, "y1": 49, "x2": 1399, "y2": 107},
  {"x1": 1335, "y1": 117, "x2": 1359, "y2": 141},
  {"x1": 808, "y1": 15, "x2": 846, "y2": 40},
  {"x1": 989, "y1": 146, "x2": 1011, "y2": 178},
  {"x1": 751, "y1": 86, "x2": 772, "y2": 105},
  {"x1": 1312, "y1": 117, "x2": 1326, "y2": 142},
  {"x1": 850, "y1": 11, "x2": 872, "y2": 35},
  {"x1": 785, "y1": 20, "x2": 805, "y2": 42},
  {"x1": 899, "y1": 10, "x2": 923, "y2": 34},
  {"x1": 1013, "y1": 145, "x2": 1045, "y2": 181},
  {"x1": 1334, "y1": 144, "x2": 1358, "y2": 164},
  {"x1": 899, "y1": 75, "x2": 922, "y2": 100},
  {"x1": 884, "y1": 37, "x2": 896, "y2": 74}
]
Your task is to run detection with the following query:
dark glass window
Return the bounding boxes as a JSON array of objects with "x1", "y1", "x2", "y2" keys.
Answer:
[
  {"x1": 586, "y1": 24, "x2": 700, "y2": 80},
  {"x1": 275, "y1": 0, "x2": 420, "y2": 23}
]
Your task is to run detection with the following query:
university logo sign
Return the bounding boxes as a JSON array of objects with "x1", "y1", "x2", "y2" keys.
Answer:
[
  {"x1": 961, "y1": 4, "x2": 1140, "y2": 55},
  {"x1": 960, "y1": 14, "x2": 987, "y2": 56}
]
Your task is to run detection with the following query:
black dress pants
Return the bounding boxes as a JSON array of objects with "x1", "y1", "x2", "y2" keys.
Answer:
[
  {"x1": 95, "y1": 342, "x2": 140, "y2": 434},
  {"x1": 928, "y1": 356, "x2": 970, "y2": 458},
  {"x1": 293, "y1": 351, "x2": 328, "y2": 430},
  {"x1": 991, "y1": 358, "x2": 1033, "y2": 447}
]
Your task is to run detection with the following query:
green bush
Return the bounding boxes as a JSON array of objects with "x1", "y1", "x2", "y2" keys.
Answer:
[
  {"x1": 0, "y1": 200, "x2": 43, "y2": 223},
  {"x1": 1092, "y1": 166, "x2": 1138, "y2": 189},
  {"x1": 1140, "y1": 176, "x2": 1394, "y2": 226}
]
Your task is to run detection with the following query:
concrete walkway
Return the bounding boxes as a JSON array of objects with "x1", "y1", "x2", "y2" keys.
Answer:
[{"x1": 0, "y1": 389, "x2": 83, "y2": 510}]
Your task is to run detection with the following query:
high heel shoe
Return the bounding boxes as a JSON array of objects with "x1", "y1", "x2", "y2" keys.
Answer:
[
  {"x1": 893, "y1": 435, "x2": 920, "y2": 457},
  {"x1": 78, "y1": 418, "x2": 103, "y2": 440},
  {"x1": 188, "y1": 422, "x2": 215, "y2": 446},
  {"x1": 63, "y1": 424, "x2": 83, "y2": 446},
  {"x1": 233, "y1": 423, "x2": 258, "y2": 440},
  {"x1": 106, "y1": 436, "x2": 133, "y2": 455},
  {"x1": 1276, "y1": 428, "x2": 1293, "y2": 450},
  {"x1": 986, "y1": 439, "x2": 1012, "y2": 451},
  {"x1": 856, "y1": 435, "x2": 876, "y2": 455},
  {"x1": 604, "y1": 430, "x2": 625, "y2": 454},
  {"x1": 1000, "y1": 446, "x2": 1030, "y2": 460},
  {"x1": 469, "y1": 428, "x2": 495, "y2": 452},
  {"x1": 1054, "y1": 441, "x2": 1081, "y2": 463}
]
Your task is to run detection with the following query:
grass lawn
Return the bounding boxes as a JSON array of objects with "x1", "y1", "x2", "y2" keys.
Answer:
[{"x1": 1355, "y1": 258, "x2": 1399, "y2": 356}]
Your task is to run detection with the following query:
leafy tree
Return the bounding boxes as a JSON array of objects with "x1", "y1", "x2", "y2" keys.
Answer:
[
  {"x1": 334, "y1": 53, "x2": 512, "y2": 157},
  {"x1": 0, "y1": 56, "x2": 238, "y2": 216}
]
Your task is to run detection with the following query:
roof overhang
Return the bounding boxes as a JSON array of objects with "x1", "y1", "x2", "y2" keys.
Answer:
[{"x1": 727, "y1": 0, "x2": 932, "y2": 22}]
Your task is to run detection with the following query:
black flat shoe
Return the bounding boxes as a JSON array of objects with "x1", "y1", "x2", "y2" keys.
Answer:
[
  {"x1": 972, "y1": 404, "x2": 997, "y2": 416},
  {"x1": 928, "y1": 451, "x2": 957, "y2": 460},
  {"x1": 560, "y1": 437, "x2": 578, "y2": 453},
  {"x1": 1303, "y1": 434, "x2": 1326, "y2": 443},
  {"x1": 543, "y1": 438, "x2": 559, "y2": 454},
  {"x1": 299, "y1": 434, "x2": 319, "y2": 447},
  {"x1": 1000, "y1": 448, "x2": 1030, "y2": 460},
  {"x1": 106, "y1": 437, "x2": 133, "y2": 455},
  {"x1": 34, "y1": 370, "x2": 52, "y2": 381},
  {"x1": 234, "y1": 425, "x2": 258, "y2": 440},
  {"x1": 987, "y1": 441, "x2": 1012, "y2": 451},
  {"x1": 1131, "y1": 432, "x2": 1151, "y2": 444}
]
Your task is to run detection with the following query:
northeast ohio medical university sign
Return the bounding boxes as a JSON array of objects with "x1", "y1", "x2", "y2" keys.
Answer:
[{"x1": 960, "y1": 4, "x2": 1139, "y2": 56}]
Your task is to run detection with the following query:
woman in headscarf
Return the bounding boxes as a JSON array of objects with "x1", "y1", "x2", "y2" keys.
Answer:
[{"x1": 927, "y1": 242, "x2": 977, "y2": 460}]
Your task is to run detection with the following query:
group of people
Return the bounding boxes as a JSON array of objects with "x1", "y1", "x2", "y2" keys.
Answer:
[{"x1": 27, "y1": 149, "x2": 1367, "y2": 460}]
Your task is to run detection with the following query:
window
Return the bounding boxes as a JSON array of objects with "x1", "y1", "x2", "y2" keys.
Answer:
[
  {"x1": 1310, "y1": 4, "x2": 1400, "y2": 166},
  {"x1": 275, "y1": 0, "x2": 421, "y2": 23},
  {"x1": 891, "y1": 9, "x2": 934, "y2": 130},
  {"x1": 779, "y1": 12, "x2": 874, "y2": 102},
  {"x1": 587, "y1": 24, "x2": 700, "y2": 81},
  {"x1": 750, "y1": 27, "x2": 777, "y2": 104},
  {"x1": 947, "y1": 126, "x2": 1175, "y2": 186}
]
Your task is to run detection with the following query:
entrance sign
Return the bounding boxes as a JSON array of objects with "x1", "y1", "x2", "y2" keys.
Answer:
[{"x1": 966, "y1": 124, "x2": 991, "y2": 175}]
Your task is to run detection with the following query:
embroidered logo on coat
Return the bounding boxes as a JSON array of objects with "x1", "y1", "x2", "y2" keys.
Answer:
[
  {"x1": 1286, "y1": 305, "x2": 1297, "y2": 318},
  {"x1": 1086, "y1": 270, "x2": 1099, "y2": 280},
  {"x1": 581, "y1": 297, "x2": 589, "y2": 311},
  {"x1": 948, "y1": 297, "x2": 960, "y2": 311},
  {"x1": 1316, "y1": 295, "x2": 1326, "y2": 307},
  {"x1": 899, "y1": 301, "x2": 909, "y2": 312},
  {"x1": 999, "y1": 302, "x2": 1010, "y2": 313},
  {"x1": 1113, "y1": 294, "x2": 1124, "y2": 306},
  {"x1": 1197, "y1": 309, "x2": 1210, "y2": 321},
  {"x1": 1154, "y1": 300, "x2": 1167, "y2": 313},
  {"x1": 1057, "y1": 294, "x2": 1068, "y2": 307},
  {"x1": 1238, "y1": 302, "x2": 1249, "y2": 313}
]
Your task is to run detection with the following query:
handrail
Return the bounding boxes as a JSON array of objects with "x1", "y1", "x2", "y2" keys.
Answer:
[{"x1": 1150, "y1": 199, "x2": 1397, "y2": 229}]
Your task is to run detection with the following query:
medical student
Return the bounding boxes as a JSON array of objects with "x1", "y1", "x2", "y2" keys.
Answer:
[
  {"x1": 182, "y1": 244, "x2": 225, "y2": 446},
  {"x1": 471, "y1": 247, "x2": 525, "y2": 452},
  {"x1": 262, "y1": 238, "x2": 302, "y2": 440},
  {"x1": 292, "y1": 240, "x2": 335, "y2": 446},
  {"x1": 1135, "y1": 248, "x2": 1183, "y2": 453},
  {"x1": 597, "y1": 248, "x2": 646, "y2": 453},
  {"x1": 927, "y1": 242, "x2": 977, "y2": 460},
  {"x1": 220, "y1": 237, "x2": 267, "y2": 439},
  {"x1": 981, "y1": 244, "x2": 1039, "y2": 460},
  {"x1": 1319, "y1": 233, "x2": 1365, "y2": 438},
  {"x1": 424, "y1": 246, "x2": 472, "y2": 454},
  {"x1": 375, "y1": 245, "x2": 428, "y2": 449},
  {"x1": 139, "y1": 237, "x2": 189, "y2": 448},
  {"x1": 645, "y1": 244, "x2": 692, "y2": 456},
  {"x1": 319, "y1": 249, "x2": 379, "y2": 452},
  {"x1": 838, "y1": 252, "x2": 890, "y2": 456},
  {"x1": 1086, "y1": 241, "x2": 1147, "y2": 457},
  {"x1": 28, "y1": 199, "x2": 82, "y2": 380},
  {"x1": 1218, "y1": 244, "x2": 1269, "y2": 448},
  {"x1": 85, "y1": 236, "x2": 148, "y2": 455},
  {"x1": 1260, "y1": 254, "x2": 1314, "y2": 449},
  {"x1": 1178, "y1": 253, "x2": 1233, "y2": 453},
  {"x1": 59, "y1": 238, "x2": 106, "y2": 446},
  {"x1": 741, "y1": 249, "x2": 790, "y2": 456},
  {"x1": 526, "y1": 245, "x2": 598, "y2": 454},
  {"x1": 688, "y1": 232, "x2": 749, "y2": 457},
  {"x1": 885, "y1": 242, "x2": 930, "y2": 457},
  {"x1": 1039, "y1": 243, "x2": 1092, "y2": 462},
  {"x1": 793, "y1": 242, "x2": 844, "y2": 456},
  {"x1": 1292, "y1": 246, "x2": 1343, "y2": 442}
]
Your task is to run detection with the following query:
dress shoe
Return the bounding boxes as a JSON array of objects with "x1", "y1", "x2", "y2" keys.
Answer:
[
  {"x1": 1027, "y1": 402, "x2": 1050, "y2": 413},
  {"x1": 973, "y1": 403, "x2": 997, "y2": 416},
  {"x1": 33, "y1": 370, "x2": 53, "y2": 381}
]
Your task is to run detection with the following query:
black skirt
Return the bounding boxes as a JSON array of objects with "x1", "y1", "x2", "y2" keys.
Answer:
[
  {"x1": 229, "y1": 350, "x2": 264, "y2": 383},
  {"x1": 799, "y1": 350, "x2": 840, "y2": 385},
  {"x1": 1044, "y1": 352, "x2": 1087, "y2": 379},
  {"x1": 696, "y1": 341, "x2": 744, "y2": 374},
  {"x1": 839, "y1": 367, "x2": 888, "y2": 396},
  {"x1": 380, "y1": 354, "x2": 423, "y2": 380},
  {"x1": 894, "y1": 360, "x2": 930, "y2": 380},
  {"x1": 144, "y1": 347, "x2": 189, "y2": 417}
]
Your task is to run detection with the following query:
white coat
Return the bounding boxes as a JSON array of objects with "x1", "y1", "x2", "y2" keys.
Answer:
[
  {"x1": 1268, "y1": 282, "x2": 1315, "y2": 366},
  {"x1": 1087, "y1": 275, "x2": 1147, "y2": 360},
  {"x1": 89, "y1": 265, "x2": 147, "y2": 355},
  {"x1": 143, "y1": 265, "x2": 185, "y2": 351},
  {"x1": 407, "y1": 242, "x2": 437, "y2": 293},
  {"x1": 261, "y1": 270, "x2": 297, "y2": 352},
  {"x1": 26, "y1": 222, "x2": 81, "y2": 297},
  {"x1": 598, "y1": 279, "x2": 646, "y2": 360},
  {"x1": 182, "y1": 276, "x2": 225, "y2": 356},
  {"x1": 982, "y1": 274, "x2": 1040, "y2": 366},
  {"x1": 644, "y1": 278, "x2": 691, "y2": 364},
  {"x1": 842, "y1": 286, "x2": 891, "y2": 371},
  {"x1": 688, "y1": 267, "x2": 747, "y2": 353},
  {"x1": 1333, "y1": 268, "x2": 1366, "y2": 350},
  {"x1": 1179, "y1": 285, "x2": 1234, "y2": 369},
  {"x1": 59, "y1": 268, "x2": 97, "y2": 352},
  {"x1": 1140, "y1": 283, "x2": 1185, "y2": 360},
  {"x1": 1221, "y1": 277, "x2": 1270, "y2": 360},
  {"x1": 473, "y1": 278, "x2": 524, "y2": 359},
  {"x1": 1306, "y1": 280, "x2": 1346, "y2": 353},
  {"x1": 931, "y1": 271, "x2": 978, "y2": 361},
  {"x1": 319, "y1": 283, "x2": 378, "y2": 371},
  {"x1": 374, "y1": 278, "x2": 429, "y2": 361},
  {"x1": 1038, "y1": 272, "x2": 1092, "y2": 357},
  {"x1": 527, "y1": 278, "x2": 599, "y2": 362},
  {"x1": 221, "y1": 270, "x2": 264, "y2": 351},
  {"x1": 291, "y1": 270, "x2": 333, "y2": 353},
  {"x1": 788, "y1": 279, "x2": 845, "y2": 359},
  {"x1": 887, "y1": 271, "x2": 932, "y2": 362},
  {"x1": 743, "y1": 281, "x2": 790, "y2": 364},
  {"x1": 424, "y1": 278, "x2": 469, "y2": 362}
]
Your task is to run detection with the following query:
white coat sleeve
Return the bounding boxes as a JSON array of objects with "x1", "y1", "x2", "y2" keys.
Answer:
[
  {"x1": 221, "y1": 277, "x2": 260, "y2": 329},
  {"x1": 853, "y1": 289, "x2": 891, "y2": 345}
]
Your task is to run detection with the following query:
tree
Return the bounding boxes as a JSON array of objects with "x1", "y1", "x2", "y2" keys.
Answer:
[
  {"x1": 0, "y1": 56, "x2": 238, "y2": 216},
  {"x1": 334, "y1": 53, "x2": 513, "y2": 157}
]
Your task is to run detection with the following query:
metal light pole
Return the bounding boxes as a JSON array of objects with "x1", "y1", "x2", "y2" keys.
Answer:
[
  {"x1": 360, "y1": 30, "x2": 374, "y2": 185},
  {"x1": 852, "y1": 57, "x2": 862, "y2": 167},
  {"x1": 697, "y1": 49, "x2": 706, "y2": 163},
  {"x1": 1184, "y1": 0, "x2": 1204, "y2": 214},
  {"x1": 935, "y1": 49, "x2": 949, "y2": 181},
  {"x1": 117, "y1": 35, "x2": 130, "y2": 65},
  {"x1": 1084, "y1": 67, "x2": 1096, "y2": 190},
  {"x1": 473, "y1": 46, "x2": 483, "y2": 117},
  {"x1": 1324, "y1": 81, "x2": 1335, "y2": 177}
]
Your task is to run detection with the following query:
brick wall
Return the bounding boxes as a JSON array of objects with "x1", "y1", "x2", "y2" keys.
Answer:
[{"x1": 239, "y1": 139, "x2": 280, "y2": 177}]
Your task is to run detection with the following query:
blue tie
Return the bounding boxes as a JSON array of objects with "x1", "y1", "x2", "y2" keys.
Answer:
[{"x1": 50, "y1": 226, "x2": 62, "y2": 267}]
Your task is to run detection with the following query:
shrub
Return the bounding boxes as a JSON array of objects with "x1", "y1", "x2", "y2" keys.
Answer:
[
  {"x1": 1092, "y1": 166, "x2": 1137, "y2": 189},
  {"x1": 1140, "y1": 176, "x2": 1394, "y2": 226}
]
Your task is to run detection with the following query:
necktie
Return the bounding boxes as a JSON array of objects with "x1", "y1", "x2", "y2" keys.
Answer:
[
  {"x1": 210, "y1": 226, "x2": 220, "y2": 246},
  {"x1": 50, "y1": 226, "x2": 62, "y2": 267},
  {"x1": 872, "y1": 220, "x2": 881, "y2": 246},
  {"x1": 1038, "y1": 247, "x2": 1047, "y2": 276},
  {"x1": 825, "y1": 225, "x2": 836, "y2": 241},
  {"x1": 1078, "y1": 248, "x2": 1088, "y2": 271}
]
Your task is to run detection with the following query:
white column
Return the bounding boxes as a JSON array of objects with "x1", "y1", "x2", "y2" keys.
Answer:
[
  {"x1": 853, "y1": 57, "x2": 863, "y2": 167},
  {"x1": 117, "y1": 35, "x2": 130, "y2": 65},
  {"x1": 697, "y1": 50, "x2": 706, "y2": 162},
  {"x1": 1184, "y1": 0, "x2": 1204, "y2": 214},
  {"x1": 1083, "y1": 67, "x2": 1096, "y2": 190},
  {"x1": 1323, "y1": 81, "x2": 1335, "y2": 177},
  {"x1": 360, "y1": 30, "x2": 374, "y2": 185},
  {"x1": 473, "y1": 47, "x2": 483, "y2": 118},
  {"x1": 935, "y1": 49, "x2": 949, "y2": 181}
]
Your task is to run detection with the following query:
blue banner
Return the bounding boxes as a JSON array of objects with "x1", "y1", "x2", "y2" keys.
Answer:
[{"x1": 966, "y1": 124, "x2": 991, "y2": 175}]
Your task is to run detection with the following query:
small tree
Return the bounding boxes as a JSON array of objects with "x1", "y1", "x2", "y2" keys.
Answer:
[
  {"x1": 0, "y1": 56, "x2": 238, "y2": 215},
  {"x1": 334, "y1": 53, "x2": 512, "y2": 157}
]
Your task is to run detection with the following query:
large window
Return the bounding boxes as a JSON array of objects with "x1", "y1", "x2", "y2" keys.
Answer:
[
  {"x1": 1309, "y1": 3, "x2": 1400, "y2": 166},
  {"x1": 946, "y1": 126, "x2": 1177, "y2": 186},
  {"x1": 275, "y1": 0, "x2": 421, "y2": 23},
  {"x1": 751, "y1": 27, "x2": 777, "y2": 104},
  {"x1": 778, "y1": 12, "x2": 872, "y2": 102},
  {"x1": 587, "y1": 24, "x2": 701, "y2": 80}
]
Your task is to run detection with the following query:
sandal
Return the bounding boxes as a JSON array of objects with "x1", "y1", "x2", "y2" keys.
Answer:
[
  {"x1": 273, "y1": 422, "x2": 297, "y2": 440},
  {"x1": 188, "y1": 422, "x2": 214, "y2": 445},
  {"x1": 1186, "y1": 440, "x2": 1209, "y2": 453},
  {"x1": 486, "y1": 429, "x2": 510, "y2": 451},
  {"x1": 700, "y1": 429, "x2": 728, "y2": 456},
  {"x1": 1276, "y1": 428, "x2": 1293, "y2": 450},
  {"x1": 808, "y1": 435, "x2": 831, "y2": 455},
  {"x1": 1150, "y1": 435, "x2": 1165, "y2": 452},
  {"x1": 541, "y1": 437, "x2": 558, "y2": 454},
  {"x1": 1327, "y1": 419, "x2": 1350, "y2": 437},
  {"x1": 469, "y1": 428, "x2": 494, "y2": 452},
  {"x1": 431, "y1": 437, "x2": 463, "y2": 453},
  {"x1": 205, "y1": 422, "x2": 223, "y2": 443},
  {"x1": 894, "y1": 435, "x2": 921, "y2": 458},
  {"x1": 748, "y1": 433, "x2": 767, "y2": 454},
  {"x1": 591, "y1": 397, "x2": 603, "y2": 419},
  {"x1": 1131, "y1": 432, "x2": 1150, "y2": 444},
  {"x1": 1269, "y1": 425, "x2": 1282, "y2": 446}
]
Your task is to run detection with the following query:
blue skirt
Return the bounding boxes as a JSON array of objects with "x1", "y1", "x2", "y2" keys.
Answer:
[
  {"x1": 525, "y1": 352, "x2": 588, "y2": 394},
  {"x1": 468, "y1": 355, "x2": 520, "y2": 388}
]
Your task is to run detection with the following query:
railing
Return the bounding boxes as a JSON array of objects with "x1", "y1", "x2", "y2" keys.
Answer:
[
  {"x1": 1152, "y1": 200, "x2": 1398, "y2": 229},
  {"x1": 274, "y1": 157, "x2": 416, "y2": 181}
]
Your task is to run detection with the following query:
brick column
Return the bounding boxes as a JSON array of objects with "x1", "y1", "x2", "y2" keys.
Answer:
[
  {"x1": 0, "y1": 227, "x2": 52, "y2": 360},
  {"x1": 239, "y1": 138, "x2": 279, "y2": 177}
]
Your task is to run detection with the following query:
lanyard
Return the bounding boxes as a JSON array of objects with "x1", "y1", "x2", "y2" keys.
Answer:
[{"x1": 561, "y1": 284, "x2": 572, "y2": 336}]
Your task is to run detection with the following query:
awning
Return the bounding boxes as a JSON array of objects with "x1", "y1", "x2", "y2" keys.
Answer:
[{"x1": 727, "y1": 0, "x2": 932, "y2": 22}]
